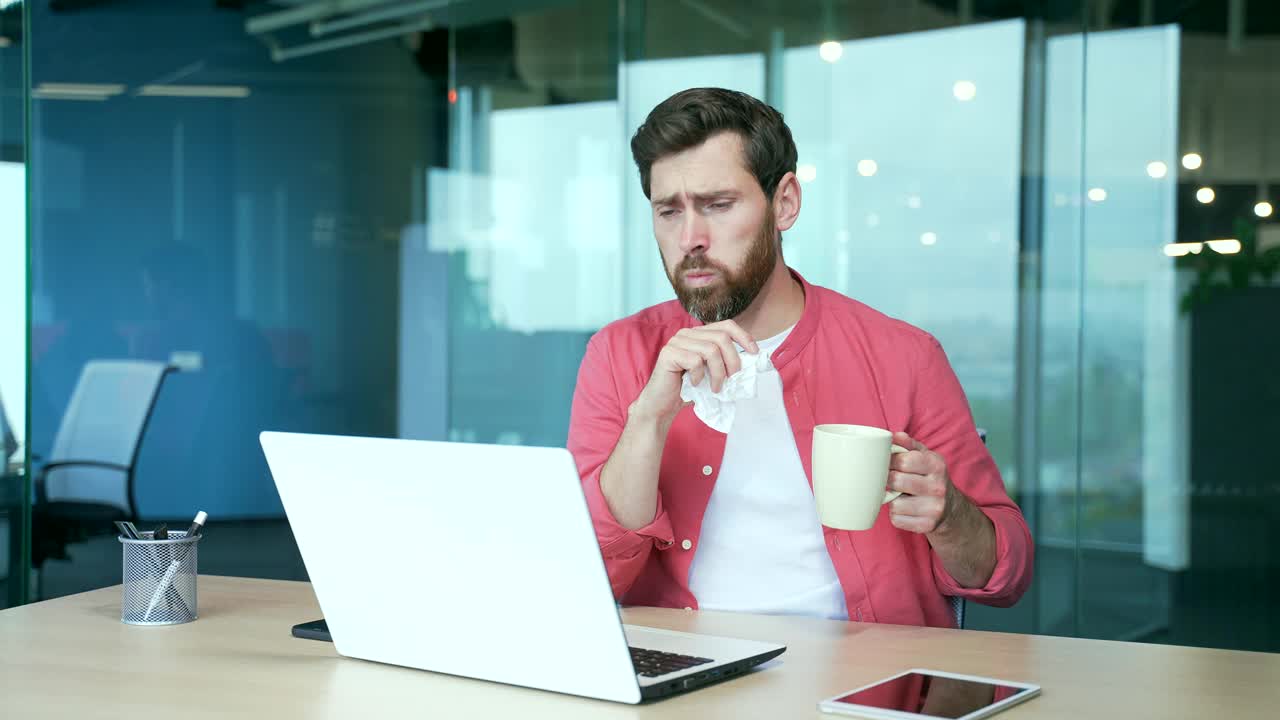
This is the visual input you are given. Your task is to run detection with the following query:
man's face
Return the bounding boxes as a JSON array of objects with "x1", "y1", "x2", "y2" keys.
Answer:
[{"x1": 648, "y1": 132, "x2": 780, "y2": 323}]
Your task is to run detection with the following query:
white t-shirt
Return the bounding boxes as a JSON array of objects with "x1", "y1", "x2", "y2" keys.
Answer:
[{"x1": 685, "y1": 325, "x2": 849, "y2": 621}]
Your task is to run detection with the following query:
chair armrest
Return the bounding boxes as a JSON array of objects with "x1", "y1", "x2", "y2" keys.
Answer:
[
  {"x1": 35, "y1": 460, "x2": 131, "y2": 504},
  {"x1": 40, "y1": 460, "x2": 131, "y2": 474}
]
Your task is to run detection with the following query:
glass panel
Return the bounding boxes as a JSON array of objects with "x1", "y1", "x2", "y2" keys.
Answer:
[
  {"x1": 440, "y1": 0, "x2": 1087, "y2": 636},
  {"x1": 0, "y1": 0, "x2": 26, "y2": 610},
  {"x1": 620, "y1": 1, "x2": 1090, "y2": 635},
  {"x1": 1077, "y1": 21, "x2": 1182, "y2": 642},
  {"x1": 1039, "y1": 22, "x2": 1087, "y2": 638},
  {"x1": 1079, "y1": 5, "x2": 1280, "y2": 652},
  {"x1": 779, "y1": 19, "x2": 1026, "y2": 493},
  {"x1": 440, "y1": 0, "x2": 619, "y2": 447},
  {"x1": 26, "y1": 1, "x2": 441, "y2": 598},
  {"x1": 23, "y1": 0, "x2": 1271, "y2": 655}
]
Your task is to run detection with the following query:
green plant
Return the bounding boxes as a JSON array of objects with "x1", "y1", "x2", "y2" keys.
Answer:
[{"x1": 1177, "y1": 218, "x2": 1280, "y2": 313}]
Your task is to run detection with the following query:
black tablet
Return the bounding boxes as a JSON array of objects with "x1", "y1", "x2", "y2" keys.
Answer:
[{"x1": 291, "y1": 618, "x2": 332, "y2": 642}]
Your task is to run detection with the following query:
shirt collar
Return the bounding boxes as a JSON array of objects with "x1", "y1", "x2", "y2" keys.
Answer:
[{"x1": 769, "y1": 268, "x2": 819, "y2": 371}]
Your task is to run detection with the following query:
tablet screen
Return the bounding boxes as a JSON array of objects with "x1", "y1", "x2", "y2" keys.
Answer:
[{"x1": 833, "y1": 672, "x2": 1028, "y2": 718}]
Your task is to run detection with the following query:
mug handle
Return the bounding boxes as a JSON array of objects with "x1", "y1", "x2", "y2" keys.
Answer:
[{"x1": 882, "y1": 444, "x2": 909, "y2": 504}]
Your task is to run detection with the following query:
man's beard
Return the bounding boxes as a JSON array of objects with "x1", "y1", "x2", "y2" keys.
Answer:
[{"x1": 666, "y1": 209, "x2": 778, "y2": 323}]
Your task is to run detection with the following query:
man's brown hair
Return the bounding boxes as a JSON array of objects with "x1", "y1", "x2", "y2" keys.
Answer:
[{"x1": 630, "y1": 87, "x2": 798, "y2": 200}]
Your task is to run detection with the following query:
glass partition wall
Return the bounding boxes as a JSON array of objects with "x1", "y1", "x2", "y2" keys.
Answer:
[
  {"x1": 14, "y1": 0, "x2": 1277, "y2": 652},
  {"x1": 1, "y1": 0, "x2": 27, "y2": 610}
]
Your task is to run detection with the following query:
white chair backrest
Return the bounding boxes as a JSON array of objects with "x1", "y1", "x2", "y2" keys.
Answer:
[{"x1": 44, "y1": 360, "x2": 170, "y2": 511}]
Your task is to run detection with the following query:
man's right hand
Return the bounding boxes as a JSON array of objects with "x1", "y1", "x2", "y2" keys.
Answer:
[{"x1": 628, "y1": 320, "x2": 759, "y2": 428}]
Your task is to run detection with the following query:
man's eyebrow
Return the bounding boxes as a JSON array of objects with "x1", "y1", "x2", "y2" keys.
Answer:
[{"x1": 651, "y1": 190, "x2": 740, "y2": 207}]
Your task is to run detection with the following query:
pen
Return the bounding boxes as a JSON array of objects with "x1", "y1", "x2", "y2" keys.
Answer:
[
  {"x1": 118, "y1": 521, "x2": 174, "y2": 596},
  {"x1": 185, "y1": 511, "x2": 208, "y2": 538},
  {"x1": 142, "y1": 510, "x2": 207, "y2": 622},
  {"x1": 143, "y1": 558, "x2": 185, "y2": 621}
]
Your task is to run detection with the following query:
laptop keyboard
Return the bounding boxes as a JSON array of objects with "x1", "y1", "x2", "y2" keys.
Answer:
[{"x1": 629, "y1": 646, "x2": 714, "y2": 677}]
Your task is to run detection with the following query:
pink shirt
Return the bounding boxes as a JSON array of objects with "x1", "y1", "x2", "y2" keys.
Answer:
[{"x1": 567, "y1": 271, "x2": 1033, "y2": 628}]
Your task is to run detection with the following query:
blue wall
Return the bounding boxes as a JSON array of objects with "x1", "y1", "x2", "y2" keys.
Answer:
[{"x1": 28, "y1": 1, "x2": 445, "y2": 518}]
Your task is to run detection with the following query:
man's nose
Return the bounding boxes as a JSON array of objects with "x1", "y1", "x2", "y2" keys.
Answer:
[{"x1": 678, "y1": 212, "x2": 709, "y2": 255}]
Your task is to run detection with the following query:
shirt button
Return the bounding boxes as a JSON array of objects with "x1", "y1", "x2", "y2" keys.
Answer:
[
  {"x1": 701, "y1": 465, "x2": 713, "y2": 476},
  {"x1": 681, "y1": 539, "x2": 693, "y2": 550}
]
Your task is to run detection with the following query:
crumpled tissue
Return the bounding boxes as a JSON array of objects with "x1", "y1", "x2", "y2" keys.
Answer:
[{"x1": 679, "y1": 348, "x2": 774, "y2": 433}]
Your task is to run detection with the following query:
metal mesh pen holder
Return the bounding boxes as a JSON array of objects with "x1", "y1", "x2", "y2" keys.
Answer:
[{"x1": 119, "y1": 531, "x2": 199, "y2": 625}]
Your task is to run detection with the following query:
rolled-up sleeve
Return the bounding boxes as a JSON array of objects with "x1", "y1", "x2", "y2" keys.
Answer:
[
  {"x1": 568, "y1": 331, "x2": 675, "y2": 599},
  {"x1": 911, "y1": 336, "x2": 1034, "y2": 608},
  {"x1": 931, "y1": 505, "x2": 1033, "y2": 607}
]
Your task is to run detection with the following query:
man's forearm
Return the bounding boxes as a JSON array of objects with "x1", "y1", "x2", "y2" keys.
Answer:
[
  {"x1": 926, "y1": 491, "x2": 997, "y2": 588},
  {"x1": 599, "y1": 404, "x2": 672, "y2": 530}
]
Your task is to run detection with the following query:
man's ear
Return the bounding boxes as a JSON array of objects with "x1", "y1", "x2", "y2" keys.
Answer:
[{"x1": 772, "y1": 171, "x2": 801, "y2": 232}]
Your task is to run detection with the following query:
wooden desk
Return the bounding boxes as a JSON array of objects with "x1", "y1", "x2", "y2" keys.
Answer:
[{"x1": 1, "y1": 576, "x2": 1275, "y2": 719}]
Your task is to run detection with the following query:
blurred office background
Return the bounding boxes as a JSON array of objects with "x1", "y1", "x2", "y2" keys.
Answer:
[{"x1": 1, "y1": 0, "x2": 1276, "y2": 654}]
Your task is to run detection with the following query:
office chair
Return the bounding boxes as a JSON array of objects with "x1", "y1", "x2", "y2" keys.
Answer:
[
  {"x1": 0, "y1": 389, "x2": 15, "y2": 465},
  {"x1": 32, "y1": 360, "x2": 174, "y2": 596},
  {"x1": 948, "y1": 594, "x2": 966, "y2": 629},
  {"x1": 0, "y1": 391, "x2": 15, "y2": 585}
]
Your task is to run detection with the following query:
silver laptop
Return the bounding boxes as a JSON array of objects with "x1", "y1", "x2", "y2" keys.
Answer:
[{"x1": 260, "y1": 431, "x2": 785, "y2": 704}]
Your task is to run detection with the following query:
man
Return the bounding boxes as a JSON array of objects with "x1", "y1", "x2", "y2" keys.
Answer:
[{"x1": 567, "y1": 88, "x2": 1032, "y2": 628}]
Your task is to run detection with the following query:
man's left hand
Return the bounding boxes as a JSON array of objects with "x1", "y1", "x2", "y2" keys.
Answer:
[{"x1": 886, "y1": 431, "x2": 957, "y2": 535}]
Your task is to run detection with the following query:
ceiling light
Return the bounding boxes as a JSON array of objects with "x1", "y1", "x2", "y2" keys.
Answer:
[
  {"x1": 797, "y1": 164, "x2": 817, "y2": 183},
  {"x1": 34, "y1": 83, "x2": 126, "y2": 97},
  {"x1": 819, "y1": 41, "x2": 843, "y2": 63},
  {"x1": 1087, "y1": 188, "x2": 1107, "y2": 202},
  {"x1": 138, "y1": 85, "x2": 251, "y2": 98},
  {"x1": 920, "y1": 232, "x2": 938, "y2": 246},
  {"x1": 952, "y1": 80, "x2": 977, "y2": 101},
  {"x1": 33, "y1": 83, "x2": 126, "y2": 101},
  {"x1": 1181, "y1": 153, "x2": 1202, "y2": 170},
  {"x1": 1195, "y1": 187, "x2": 1215, "y2": 204},
  {"x1": 857, "y1": 159, "x2": 878, "y2": 177},
  {"x1": 1167, "y1": 242, "x2": 1205, "y2": 255},
  {"x1": 310, "y1": 0, "x2": 450, "y2": 37},
  {"x1": 270, "y1": 16, "x2": 434, "y2": 62},
  {"x1": 32, "y1": 92, "x2": 109, "y2": 102},
  {"x1": 1205, "y1": 239, "x2": 1241, "y2": 254},
  {"x1": 1146, "y1": 161, "x2": 1168, "y2": 179},
  {"x1": 1256, "y1": 201, "x2": 1274, "y2": 218}
]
